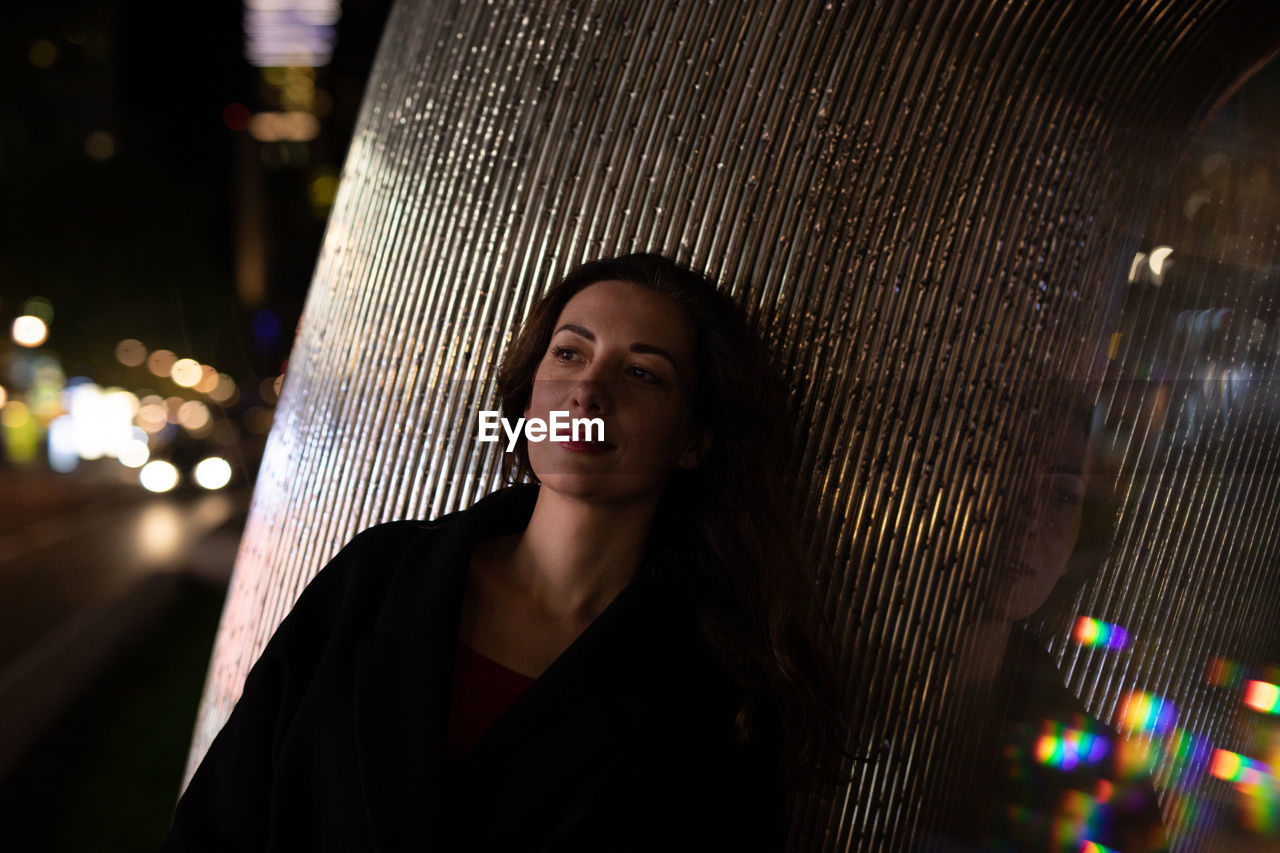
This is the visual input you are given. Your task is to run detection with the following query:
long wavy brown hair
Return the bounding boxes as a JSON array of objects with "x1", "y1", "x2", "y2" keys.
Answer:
[{"x1": 496, "y1": 252, "x2": 847, "y2": 787}]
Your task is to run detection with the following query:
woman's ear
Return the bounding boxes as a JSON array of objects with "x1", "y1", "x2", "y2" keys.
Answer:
[{"x1": 677, "y1": 426, "x2": 713, "y2": 469}]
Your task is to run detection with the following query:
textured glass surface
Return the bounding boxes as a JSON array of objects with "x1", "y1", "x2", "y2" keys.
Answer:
[{"x1": 186, "y1": 1, "x2": 1280, "y2": 848}]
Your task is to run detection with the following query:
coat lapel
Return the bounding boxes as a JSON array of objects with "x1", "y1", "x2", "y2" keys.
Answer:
[{"x1": 351, "y1": 486, "x2": 539, "y2": 850}]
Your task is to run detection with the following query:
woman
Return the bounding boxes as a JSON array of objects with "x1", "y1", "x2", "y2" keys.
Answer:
[
  {"x1": 924, "y1": 393, "x2": 1167, "y2": 852},
  {"x1": 161, "y1": 253, "x2": 846, "y2": 851}
]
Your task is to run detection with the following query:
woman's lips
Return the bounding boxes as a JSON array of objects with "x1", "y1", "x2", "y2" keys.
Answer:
[{"x1": 557, "y1": 440, "x2": 615, "y2": 454}]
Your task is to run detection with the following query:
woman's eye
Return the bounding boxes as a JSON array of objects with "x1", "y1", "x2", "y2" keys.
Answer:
[
  {"x1": 627, "y1": 365, "x2": 662, "y2": 384},
  {"x1": 549, "y1": 345, "x2": 579, "y2": 362}
]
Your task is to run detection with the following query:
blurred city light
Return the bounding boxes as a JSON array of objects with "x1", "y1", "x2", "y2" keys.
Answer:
[
  {"x1": 1245, "y1": 680, "x2": 1280, "y2": 714},
  {"x1": 177, "y1": 400, "x2": 212, "y2": 432},
  {"x1": 61, "y1": 383, "x2": 138, "y2": 462},
  {"x1": 28, "y1": 39, "x2": 57, "y2": 68},
  {"x1": 139, "y1": 460, "x2": 180, "y2": 493},
  {"x1": 115, "y1": 338, "x2": 147, "y2": 367},
  {"x1": 117, "y1": 436, "x2": 150, "y2": 468},
  {"x1": 136, "y1": 503, "x2": 184, "y2": 564},
  {"x1": 171, "y1": 358, "x2": 203, "y2": 388},
  {"x1": 222, "y1": 102, "x2": 251, "y2": 131},
  {"x1": 1148, "y1": 246, "x2": 1174, "y2": 275},
  {"x1": 0, "y1": 386, "x2": 6, "y2": 408},
  {"x1": 147, "y1": 349, "x2": 177, "y2": 377},
  {"x1": 194, "y1": 365, "x2": 219, "y2": 393},
  {"x1": 208, "y1": 373, "x2": 239, "y2": 405},
  {"x1": 22, "y1": 297, "x2": 53, "y2": 323},
  {"x1": 248, "y1": 111, "x2": 321, "y2": 142},
  {"x1": 47, "y1": 415, "x2": 78, "y2": 473},
  {"x1": 194, "y1": 457, "x2": 233, "y2": 490},
  {"x1": 2, "y1": 400, "x2": 39, "y2": 463},
  {"x1": 137, "y1": 400, "x2": 168, "y2": 433},
  {"x1": 244, "y1": 0, "x2": 341, "y2": 67},
  {"x1": 12, "y1": 315, "x2": 49, "y2": 347},
  {"x1": 309, "y1": 167, "x2": 338, "y2": 214},
  {"x1": 84, "y1": 130, "x2": 116, "y2": 162},
  {"x1": 252, "y1": 309, "x2": 281, "y2": 343}
]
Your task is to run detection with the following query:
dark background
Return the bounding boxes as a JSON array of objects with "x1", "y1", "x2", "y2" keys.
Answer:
[{"x1": 0, "y1": 2, "x2": 391, "y2": 849}]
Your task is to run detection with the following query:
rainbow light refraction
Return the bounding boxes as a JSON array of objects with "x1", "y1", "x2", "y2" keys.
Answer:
[
  {"x1": 1035, "y1": 721, "x2": 1110, "y2": 771},
  {"x1": 1205, "y1": 656, "x2": 1245, "y2": 688},
  {"x1": 1244, "y1": 680, "x2": 1280, "y2": 714},
  {"x1": 1080, "y1": 842, "x2": 1119, "y2": 853},
  {"x1": 1210, "y1": 749, "x2": 1270, "y2": 786},
  {"x1": 1120, "y1": 691, "x2": 1176, "y2": 735},
  {"x1": 1073, "y1": 617, "x2": 1130, "y2": 650}
]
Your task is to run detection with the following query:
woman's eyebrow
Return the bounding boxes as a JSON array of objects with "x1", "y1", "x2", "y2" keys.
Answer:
[
  {"x1": 629, "y1": 343, "x2": 678, "y2": 372},
  {"x1": 554, "y1": 323, "x2": 594, "y2": 340},
  {"x1": 553, "y1": 323, "x2": 678, "y2": 372}
]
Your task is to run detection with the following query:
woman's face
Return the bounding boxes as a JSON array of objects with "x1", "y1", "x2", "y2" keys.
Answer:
[
  {"x1": 990, "y1": 421, "x2": 1088, "y2": 621},
  {"x1": 524, "y1": 279, "x2": 707, "y2": 508}
]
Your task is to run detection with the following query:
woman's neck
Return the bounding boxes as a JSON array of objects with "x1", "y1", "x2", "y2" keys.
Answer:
[
  {"x1": 507, "y1": 488, "x2": 657, "y2": 621},
  {"x1": 956, "y1": 619, "x2": 1013, "y2": 693}
]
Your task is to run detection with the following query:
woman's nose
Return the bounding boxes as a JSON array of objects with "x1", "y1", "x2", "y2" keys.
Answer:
[{"x1": 569, "y1": 369, "x2": 612, "y2": 415}]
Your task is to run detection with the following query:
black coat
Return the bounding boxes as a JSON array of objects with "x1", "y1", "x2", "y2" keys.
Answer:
[{"x1": 161, "y1": 485, "x2": 787, "y2": 852}]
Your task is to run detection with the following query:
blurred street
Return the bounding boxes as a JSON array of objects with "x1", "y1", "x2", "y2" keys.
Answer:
[
  {"x1": 0, "y1": 462, "x2": 249, "y2": 851},
  {"x1": 0, "y1": 465, "x2": 244, "y2": 668}
]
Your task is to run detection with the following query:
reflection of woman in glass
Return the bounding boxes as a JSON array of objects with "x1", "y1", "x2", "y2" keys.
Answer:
[
  {"x1": 162, "y1": 254, "x2": 845, "y2": 850},
  {"x1": 929, "y1": 395, "x2": 1168, "y2": 852}
]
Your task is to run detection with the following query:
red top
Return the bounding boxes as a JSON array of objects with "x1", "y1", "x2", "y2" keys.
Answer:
[{"x1": 446, "y1": 639, "x2": 536, "y2": 758}]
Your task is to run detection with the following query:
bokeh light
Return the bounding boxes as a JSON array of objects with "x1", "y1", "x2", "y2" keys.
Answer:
[
  {"x1": 12, "y1": 316, "x2": 49, "y2": 347},
  {"x1": 147, "y1": 349, "x2": 177, "y2": 377},
  {"x1": 222, "y1": 102, "x2": 251, "y2": 131},
  {"x1": 177, "y1": 400, "x2": 211, "y2": 432},
  {"x1": 22, "y1": 297, "x2": 53, "y2": 323},
  {"x1": 115, "y1": 338, "x2": 147, "y2": 367},
  {"x1": 193, "y1": 365, "x2": 219, "y2": 393},
  {"x1": 0, "y1": 386, "x2": 7, "y2": 408},
  {"x1": 84, "y1": 130, "x2": 115, "y2": 161},
  {"x1": 208, "y1": 373, "x2": 238, "y2": 405},
  {"x1": 171, "y1": 358, "x2": 203, "y2": 388},
  {"x1": 47, "y1": 415, "x2": 78, "y2": 473},
  {"x1": 1148, "y1": 246, "x2": 1174, "y2": 275},
  {"x1": 139, "y1": 460, "x2": 180, "y2": 493},
  {"x1": 137, "y1": 401, "x2": 169, "y2": 433},
  {"x1": 194, "y1": 457, "x2": 233, "y2": 490},
  {"x1": 117, "y1": 437, "x2": 150, "y2": 468},
  {"x1": 28, "y1": 39, "x2": 58, "y2": 68}
]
